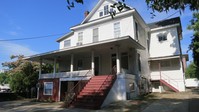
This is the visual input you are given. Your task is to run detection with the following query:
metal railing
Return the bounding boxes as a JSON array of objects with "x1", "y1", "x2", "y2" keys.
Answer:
[
  {"x1": 93, "y1": 66, "x2": 117, "y2": 105},
  {"x1": 160, "y1": 73, "x2": 179, "y2": 90},
  {"x1": 64, "y1": 69, "x2": 92, "y2": 107},
  {"x1": 39, "y1": 70, "x2": 92, "y2": 79}
]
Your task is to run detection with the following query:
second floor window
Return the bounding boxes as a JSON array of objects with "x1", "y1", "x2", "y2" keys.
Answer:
[
  {"x1": 64, "y1": 39, "x2": 70, "y2": 47},
  {"x1": 135, "y1": 21, "x2": 139, "y2": 40},
  {"x1": 104, "y1": 5, "x2": 109, "y2": 15},
  {"x1": 114, "y1": 22, "x2": 120, "y2": 38},
  {"x1": 158, "y1": 34, "x2": 167, "y2": 42},
  {"x1": 93, "y1": 28, "x2": 99, "y2": 42},
  {"x1": 78, "y1": 32, "x2": 83, "y2": 44}
]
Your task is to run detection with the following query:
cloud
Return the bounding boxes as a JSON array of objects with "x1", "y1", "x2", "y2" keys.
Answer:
[{"x1": 0, "y1": 41, "x2": 38, "y2": 56}]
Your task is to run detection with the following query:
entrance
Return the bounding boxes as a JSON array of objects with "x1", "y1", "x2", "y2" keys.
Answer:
[
  {"x1": 94, "y1": 57, "x2": 100, "y2": 75},
  {"x1": 60, "y1": 81, "x2": 68, "y2": 101}
]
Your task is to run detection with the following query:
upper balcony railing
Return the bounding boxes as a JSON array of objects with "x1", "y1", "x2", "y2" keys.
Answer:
[{"x1": 39, "y1": 69, "x2": 92, "y2": 79}]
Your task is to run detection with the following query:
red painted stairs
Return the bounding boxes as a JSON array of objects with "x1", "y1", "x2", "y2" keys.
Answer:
[
  {"x1": 70, "y1": 75, "x2": 116, "y2": 109},
  {"x1": 160, "y1": 79, "x2": 179, "y2": 92}
]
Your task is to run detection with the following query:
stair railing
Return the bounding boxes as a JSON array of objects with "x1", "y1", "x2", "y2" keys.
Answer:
[
  {"x1": 160, "y1": 73, "x2": 179, "y2": 90},
  {"x1": 65, "y1": 69, "x2": 92, "y2": 107},
  {"x1": 93, "y1": 65, "x2": 117, "y2": 105}
]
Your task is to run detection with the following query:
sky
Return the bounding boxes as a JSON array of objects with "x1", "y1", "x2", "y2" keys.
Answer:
[{"x1": 0, "y1": 0, "x2": 193, "y2": 69}]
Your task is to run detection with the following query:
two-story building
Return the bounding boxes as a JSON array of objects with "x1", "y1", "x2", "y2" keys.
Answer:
[{"x1": 26, "y1": 0, "x2": 188, "y2": 109}]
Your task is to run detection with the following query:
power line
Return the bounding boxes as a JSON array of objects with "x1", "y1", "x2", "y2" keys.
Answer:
[{"x1": 0, "y1": 33, "x2": 66, "y2": 42}]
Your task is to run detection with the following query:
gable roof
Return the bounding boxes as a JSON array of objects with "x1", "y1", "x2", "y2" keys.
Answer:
[
  {"x1": 81, "y1": 0, "x2": 117, "y2": 24},
  {"x1": 81, "y1": 0, "x2": 132, "y2": 24},
  {"x1": 148, "y1": 17, "x2": 181, "y2": 29},
  {"x1": 56, "y1": 31, "x2": 74, "y2": 42}
]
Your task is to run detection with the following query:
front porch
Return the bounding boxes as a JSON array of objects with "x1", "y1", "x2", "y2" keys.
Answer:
[{"x1": 26, "y1": 36, "x2": 145, "y2": 102}]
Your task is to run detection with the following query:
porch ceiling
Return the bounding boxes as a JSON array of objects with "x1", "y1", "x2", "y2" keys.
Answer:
[{"x1": 25, "y1": 36, "x2": 145, "y2": 62}]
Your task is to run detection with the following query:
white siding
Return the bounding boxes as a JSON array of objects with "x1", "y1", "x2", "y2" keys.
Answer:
[
  {"x1": 59, "y1": 16, "x2": 135, "y2": 49},
  {"x1": 149, "y1": 27, "x2": 181, "y2": 57}
]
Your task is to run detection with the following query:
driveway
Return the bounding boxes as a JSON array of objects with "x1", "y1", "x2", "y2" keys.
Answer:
[{"x1": 0, "y1": 89, "x2": 199, "y2": 112}]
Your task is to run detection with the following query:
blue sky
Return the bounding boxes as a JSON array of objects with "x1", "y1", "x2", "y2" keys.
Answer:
[{"x1": 0, "y1": 0, "x2": 193, "y2": 69}]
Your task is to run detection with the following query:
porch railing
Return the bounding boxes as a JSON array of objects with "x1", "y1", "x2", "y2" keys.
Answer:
[
  {"x1": 39, "y1": 69, "x2": 92, "y2": 79},
  {"x1": 64, "y1": 69, "x2": 92, "y2": 107}
]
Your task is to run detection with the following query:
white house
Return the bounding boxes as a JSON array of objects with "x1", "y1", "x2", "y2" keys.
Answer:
[{"x1": 25, "y1": 0, "x2": 188, "y2": 109}]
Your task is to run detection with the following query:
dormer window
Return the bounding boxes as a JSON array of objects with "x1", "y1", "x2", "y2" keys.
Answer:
[
  {"x1": 158, "y1": 34, "x2": 167, "y2": 42},
  {"x1": 104, "y1": 5, "x2": 109, "y2": 15}
]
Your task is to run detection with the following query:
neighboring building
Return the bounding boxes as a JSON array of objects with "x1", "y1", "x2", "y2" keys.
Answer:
[
  {"x1": 0, "y1": 69, "x2": 8, "y2": 73},
  {"x1": 25, "y1": 0, "x2": 188, "y2": 109}
]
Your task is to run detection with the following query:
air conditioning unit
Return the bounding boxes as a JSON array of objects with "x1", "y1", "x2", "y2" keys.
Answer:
[{"x1": 76, "y1": 42, "x2": 83, "y2": 46}]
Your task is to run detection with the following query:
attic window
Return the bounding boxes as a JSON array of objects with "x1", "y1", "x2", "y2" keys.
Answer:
[
  {"x1": 158, "y1": 34, "x2": 167, "y2": 42},
  {"x1": 99, "y1": 11, "x2": 103, "y2": 17},
  {"x1": 104, "y1": 5, "x2": 109, "y2": 15}
]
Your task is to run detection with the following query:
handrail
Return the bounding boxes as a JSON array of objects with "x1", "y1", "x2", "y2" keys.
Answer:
[
  {"x1": 93, "y1": 65, "x2": 117, "y2": 104},
  {"x1": 65, "y1": 69, "x2": 92, "y2": 106},
  {"x1": 161, "y1": 73, "x2": 179, "y2": 89}
]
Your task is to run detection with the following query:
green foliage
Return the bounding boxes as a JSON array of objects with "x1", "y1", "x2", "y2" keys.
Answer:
[
  {"x1": 187, "y1": 13, "x2": 199, "y2": 78},
  {"x1": 0, "y1": 72, "x2": 10, "y2": 84},
  {"x1": 2, "y1": 55, "x2": 52, "y2": 95},
  {"x1": 185, "y1": 62, "x2": 199, "y2": 79}
]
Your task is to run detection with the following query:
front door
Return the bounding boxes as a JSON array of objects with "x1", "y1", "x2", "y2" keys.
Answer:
[
  {"x1": 94, "y1": 57, "x2": 100, "y2": 75},
  {"x1": 111, "y1": 54, "x2": 116, "y2": 70}
]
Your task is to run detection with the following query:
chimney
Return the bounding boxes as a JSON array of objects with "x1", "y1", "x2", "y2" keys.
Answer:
[{"x1": 84, "y1": 11, "x2": 89, "y2": 18}]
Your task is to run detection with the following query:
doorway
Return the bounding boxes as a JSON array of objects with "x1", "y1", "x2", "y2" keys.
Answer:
[{"x1": 94, "y1": 57, "x2": 100, "y2": 75}]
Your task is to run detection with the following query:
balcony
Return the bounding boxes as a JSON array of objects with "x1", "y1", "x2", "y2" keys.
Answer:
[{"x1": 39, "y1": 69, "x2": 92, "y2": 79}]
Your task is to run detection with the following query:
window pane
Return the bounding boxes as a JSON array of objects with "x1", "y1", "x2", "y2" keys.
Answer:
[
  {"x1": 135, "y1": 22, "x2": 139, "y2": 40},
  {"x1": 114, "y1": 22, "x2": 120, "y2": 38},
  {"x1": 44, "y1": 82, "x2": 53, "y2": 95},
  {"x1": 64, "y1": 40, "x2": 70, "y2": 47},
  {"x1": 93, "y1": 28, "x2": 99, "y2": 42},
  {"x1": 104, "y1": 5, "x2": 109, "y2": 15},
  {"x1": 78, "y1": 32, "x2": 83, "y2": 42}
]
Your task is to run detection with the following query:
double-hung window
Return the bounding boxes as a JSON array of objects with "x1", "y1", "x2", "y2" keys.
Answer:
[
  {"x1": 44, "y1": 82, "x2": 53, "y2": 95},
  {"x1": 104, "y1": 5, "x2": 109, "y2": 15},
  {"x1": 77, "y1": 32, "x2": 83, "y2": 45},
  {"x1": 114, "y1": 22, "x2": 121, "y2": 38},
  {"x1": 135, "y1": 21, "x2": 139, "y2": 40},
  {"x1": 64, "y1": 39, "x2": 70, "y2": 47},
  {"x1": 93, "y1": 28, "x2": 99, "y2": 42}
]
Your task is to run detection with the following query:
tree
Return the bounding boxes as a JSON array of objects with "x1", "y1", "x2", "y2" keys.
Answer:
[
  {"x1": 2, "y1": 55, "x2": 53, "y2": 96},
  {"x1": 185, "y1": 62, "x2": 199, "y2": 78},
  {"x1": 2, "y1": 55, "x2": 39, "y2": 94},
  {"x1": 0, "y1": 72, "x2": 10, "y2": 84}
]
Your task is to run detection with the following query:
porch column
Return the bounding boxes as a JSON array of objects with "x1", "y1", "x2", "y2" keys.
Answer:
[
  {"x1": 53, "y1": 58, "x2": 57, "y2": 75},
  {"x1": 116, "y1": 45, "x2": 121, "y2": 74},
  {"x1": 91, "y1": 51, "x2": 95, "y2": 75},
  {"x1": 70, "y1": 54, "x2": 74, "y2": 72}
]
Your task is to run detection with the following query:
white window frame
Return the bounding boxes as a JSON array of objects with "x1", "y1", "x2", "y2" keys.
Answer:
[
  {"x1": 78, "y1": 32, "x2": 83, "y2": 43},
  {"x1": 93, "y1": 28, "x2": 99, "y2": 42},
  {"x1": 135, "y1": 21, "x2": 139, "y2": 41},
  {"x1": 104, "y1": 5, "x2": 109, "y2": 15},
  {"x1": 64, "y1": 39, "x2": 70, "y2": 47},
  {"x1": 158, "y1": 34, "x2": 167, "y2": 42},
  {"x1": 43, "y1": 82, "x2": 53, "y2": 95},
  {"x1": 114, "y1": 22, "x2": 121, "y2": 38}
]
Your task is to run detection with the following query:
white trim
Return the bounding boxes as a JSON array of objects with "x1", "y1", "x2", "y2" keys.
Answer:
[
  {"x1": 149, "y1": 55, "x2": 180, "y2": 61},
  {"x1": 43, "y1": 82, "x2": 53, "y2": 96},
  {"x1": 150, "y1": 23, "x2": 180, "y2": 32},
  {"x1": 71, "y1": 10, "x2": 135, "y2": 30}
]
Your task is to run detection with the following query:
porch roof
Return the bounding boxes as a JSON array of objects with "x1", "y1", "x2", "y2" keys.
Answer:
[{"x1": 25, "y1": 36, "x2": 145, "y2": 62}]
